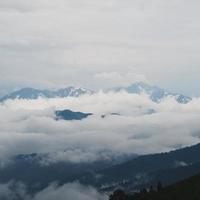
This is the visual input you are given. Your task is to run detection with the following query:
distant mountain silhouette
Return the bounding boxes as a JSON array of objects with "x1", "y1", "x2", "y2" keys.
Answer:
[
  {"x1": 0, "y1": 144, "x2": 200, "y2": 194},
  {"x1": 0, "y1": 87, "x2": 93, "y2": 102},
  {"x1": 109, "y1": 173, "x2": 200, "y2": 200},
  {"x1": 0, "y1": 82, "x2": 191, "y2": 104},
  {"x1": 0, "y1": 152, "x2": 136, "y2": 193},
  {"x1": 113, "y1": 82, "x2": 191, "y2": 103},
  {"x1": 55, "y1": 109, "x2": 92, "y2": 120},
  {"x1": 78, "y1": 143, "x2": 200, "y2": 191}
]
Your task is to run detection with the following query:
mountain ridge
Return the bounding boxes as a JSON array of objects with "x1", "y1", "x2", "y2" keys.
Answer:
[
  {"x1": 0, "y1": 86, "x2": 93, "y2": 102},
  {"x1": 113, "y1": 81, "x2": 191, "y2": 103},
  {"x1": 0, "y1": 143, "x2": 200, "y2": 194},
  {"x1": 55, "y1": 109, "x2": 93, "y2": 120},
  {"x1": 109, "y1": 173, "x2": 200, "y2": 200},
  {"x1": 0, "y1": 82, "x2": 191, "y2": 104},
  {"x1": 77, "y1": 143, "x2": 200, "y2": 191}
]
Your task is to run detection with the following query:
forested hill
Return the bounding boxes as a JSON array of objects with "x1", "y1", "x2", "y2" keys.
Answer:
[{"x1": 109, "y1": 173, "x2": 200, "y2": 200}]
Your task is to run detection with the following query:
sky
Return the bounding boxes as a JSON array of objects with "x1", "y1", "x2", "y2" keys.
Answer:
[{"x1": 0, "y1": 0, "x2": 200, "y2": 96}]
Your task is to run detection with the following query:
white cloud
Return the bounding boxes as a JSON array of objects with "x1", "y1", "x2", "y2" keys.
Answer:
[
  {"x1": 94, "y1": 72, "x2": 147, "y2": 88},
  {"x1": 0, "y1": 182, "x2": 29, "y2": 200},
  {"x1": 33, "y1": 182, "x2": 106, "y2": 200},
  {"x1": 0, "y1": 182, "x2": 106, "y2": 200},
  {"x1": 0, "y1": 92, "x2": 200, "y2": 164}
]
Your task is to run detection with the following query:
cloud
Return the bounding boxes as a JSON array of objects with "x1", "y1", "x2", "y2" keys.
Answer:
[
  {"x1": 174, "y1": 161, "x2": 188, "y2": 168},
  {"x1": 33, "y1": 182, "x2": 106, "y2": 200},
  {"x1": 0, "y1": 92, "x2": 200, "y2": 164},
  {"x1": 0, "y1": 182, "x2": 106, "y2": 200},
  {"x1": 94, "y1": 72, "x2": 147, "y2": 88},
  {"x1": 0, "y1": 181, "x2": 30, "y2": 200},
  {"x1": 0, "y1": 0, "x2": 200, "y2": 94}
]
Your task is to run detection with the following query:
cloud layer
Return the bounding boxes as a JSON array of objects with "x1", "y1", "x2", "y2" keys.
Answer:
[
  {"x1": 0, "y1": 182, "x2": 106, "y2": 200},
  {"x1": 0, "y1": 92, "x2": 200, "y2": 163}
]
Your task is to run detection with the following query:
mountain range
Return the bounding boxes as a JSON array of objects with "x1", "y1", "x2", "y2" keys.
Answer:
[
  {"x1": 0, "y1": 82, "x2": 191, "y2": 103},
  {"x1": 0, "y1": 86, "x2": 93, "y2": 102},
  {"x1": 109, "y1": 173, "x2": 200, "y2": 200},
  {"x1": 1, "y1": 143, "x2": 200, "y2": 194},
  {"x1": 55, "y1": 109, "x2": 92, "y2": 121},
  {"x1": 113, "y1": 82, "x2": 191, "y2": 103},
  {"x1": 78, "y1": 143, "x2": 200, "y2": 192}
]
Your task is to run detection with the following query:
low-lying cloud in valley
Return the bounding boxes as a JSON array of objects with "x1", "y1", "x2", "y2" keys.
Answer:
[
  {"x1": 0, "y1": 182, "x2": 106, "y2": 200},
  {"x1": 0, "y1": 92, "x2": 200, "y2": 164}
]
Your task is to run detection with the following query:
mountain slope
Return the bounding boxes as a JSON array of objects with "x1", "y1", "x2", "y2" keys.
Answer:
[
  {"x1": 55, "y1": 109, "x2": 92, "y2": 120},
  {"x1": 0, "y1": 153, "x2": 136, "y2": 193},
  {"x1": 0, "y1": 144, "x2": 200, "y2": 194},
  {"x1": 78, "y1": 143, "x2": 200, "y2": 190},
  {"x1": 0, "y1": 154, "x2": 114, "y2": 193},
  {"x1": 110, "y1": 173, "x2": 200, "y2": 200},
  {"x1": 113, "y1": 82, "x2": 191, "y2": 103},
  {"x1": 0, "y1": 82, "x2": 191, "y2": 104},
  {"x1": 0, "y1": 87, "x2": 93, "y2": 101}
]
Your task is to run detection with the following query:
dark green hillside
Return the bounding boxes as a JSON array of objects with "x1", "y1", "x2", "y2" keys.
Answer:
[
  {"x1": 109, "y1": 174, "x2": 200, "y2": 200},
  {"x1": 79, "y1": 143, "x2": 200, "y2": 190}
]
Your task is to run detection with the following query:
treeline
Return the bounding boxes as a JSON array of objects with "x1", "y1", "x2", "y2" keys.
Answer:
[
  {"x1": 109, "y1": 182, "x2": 163, "y2": 200},
  {"x1": 108, "y1": 174, "x2": 200, "y2": 200}
]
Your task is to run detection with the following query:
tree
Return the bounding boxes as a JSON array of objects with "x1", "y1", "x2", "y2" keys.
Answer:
[
  {"x1": 149, "y1": 185, "x2": 154, "y2": 192},
  {"x1": 109, "y1": 189, "x2": 126, "y2": 200},
  {"x1": 157, "y1": 181, "x2": 163, "y2": 191}
]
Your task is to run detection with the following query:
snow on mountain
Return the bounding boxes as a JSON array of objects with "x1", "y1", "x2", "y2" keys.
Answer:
[
  {"x1": 113, "y1": 82, "x2": 191, "y2": 104},
  {"x1": 0, "y1": 82, "x2": 191, "y2": 104},
  {"x1": 0, "y1": 87, "x2": 93, "y2": 102}
]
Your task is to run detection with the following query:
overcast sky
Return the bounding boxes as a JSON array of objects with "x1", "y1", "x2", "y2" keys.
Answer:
[{"x1": 0, "y1": 0, "x2": 200, "y2": 96}]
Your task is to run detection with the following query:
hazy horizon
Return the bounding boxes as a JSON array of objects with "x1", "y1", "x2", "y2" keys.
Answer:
[{"x1": 0, "y1": 0, "x2": 200, "y2": 96}]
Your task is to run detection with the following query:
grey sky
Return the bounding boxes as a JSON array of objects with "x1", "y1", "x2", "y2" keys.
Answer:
[{"x1": 0, "y1": 0, "x2": 200, "y2": 96}]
